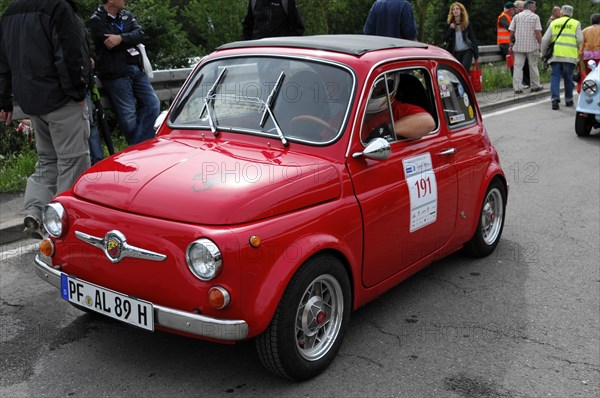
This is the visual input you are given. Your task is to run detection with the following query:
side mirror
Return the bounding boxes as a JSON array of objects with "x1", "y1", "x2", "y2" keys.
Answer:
[
  {"x1": 352, "y1": 137, "x2": 391, "y2": 160},
  {"x1": 588, "y1": 60, "x2": 597, "y2": 71},
  {"x1": 153, "y1": 110, "x2": 168, "y2": 131}
]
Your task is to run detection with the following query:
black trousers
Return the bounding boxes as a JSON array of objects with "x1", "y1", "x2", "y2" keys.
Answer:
[{"x1": 454, "y1": 49, "x2": 474, "y2": 73}]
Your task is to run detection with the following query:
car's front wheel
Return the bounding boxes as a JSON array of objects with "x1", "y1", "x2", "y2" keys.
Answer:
[
  {"x1": 464, "y1": 178, "x2": 507, "y2": 257},
  {"x1": 256, "y1": 254, "x2": 351, "y2": 381},
  {"x1": 575, "y1": 113, "x2": 593, "y2": 137}
]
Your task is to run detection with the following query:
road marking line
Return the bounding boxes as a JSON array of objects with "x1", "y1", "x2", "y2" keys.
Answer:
[
  {"x1": 483, "y1": 101, "x2": 543, "y2": 119},
  {"x1": 1, "y1": 242, "x2": 39, "y2": 261}
]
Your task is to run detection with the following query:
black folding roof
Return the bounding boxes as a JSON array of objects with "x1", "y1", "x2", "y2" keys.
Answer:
[{"x1": 217, "y1": 35, "x2": 428, "y2": 56}]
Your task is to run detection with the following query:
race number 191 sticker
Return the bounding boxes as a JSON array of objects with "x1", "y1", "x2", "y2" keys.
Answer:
[{"x1": 403, "y1": 153, "x2": 438, "y2": 232}]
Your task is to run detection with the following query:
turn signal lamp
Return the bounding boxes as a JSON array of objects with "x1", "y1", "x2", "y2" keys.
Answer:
[
  {"x1": 207, "y1": 286, "x2": 230, "y2": 310},
  {"x1": 249, "y1": 235, "x2": 261, "y2": 248},
  {"x1": 39, "y1": 238, "x2": 55, "y2": 257}
]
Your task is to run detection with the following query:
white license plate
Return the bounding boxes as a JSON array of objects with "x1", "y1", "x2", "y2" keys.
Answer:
[{"x1": 61, "y1": 274, "x2": 154, "y2": 331}]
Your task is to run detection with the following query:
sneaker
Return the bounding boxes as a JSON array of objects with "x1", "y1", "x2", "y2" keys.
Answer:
[
  {"x1": 531, "y1": 86, "x2": 544, "y2": 93},
  {"x1": 521, "y1": 84, "x2": 530, "y2": 89},
  {"x1": 514, "y1": 90, "x2": 523, "y2": 94},
  {"x1": 23, "y1": 214, "x2": 46, "y2": 240},
  {"x1": 552, "y1": 100, "x2": 559, "y2": 110},
  {"x1": 565, "y1": 99, "x2": 574, "y2": 107}
]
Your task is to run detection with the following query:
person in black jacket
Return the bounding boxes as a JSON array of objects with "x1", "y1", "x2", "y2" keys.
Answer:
[
  {"x1": 242, "y1": 0, "x2": 305, "y2": 40},
  {"x1": 88, "y1": 0, "x2": 159, "y2": 145},
  {"x1": 444, "y1": 2, "x2": 479, "y2": 73},
  {"x1": 0, "y1": 0, "x2": 91, "y2": 239}
]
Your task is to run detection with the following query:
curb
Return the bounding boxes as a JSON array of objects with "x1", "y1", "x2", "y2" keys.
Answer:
[
  {"x1": 0, "y1": 220, "x2": 25, "y2": 245},
  {"x1": 0, "y1": 194, "x2": 27, "y2": 245},
  {"x1": 477, "y1": 87, "x2": 552, "y2": 113}
]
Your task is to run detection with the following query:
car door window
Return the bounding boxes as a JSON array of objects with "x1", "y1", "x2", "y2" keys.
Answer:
[
  {"x1": 437, "y1": 68, "x2": 477, "y2": 128},
  {"x1": 361, "y1": 68, "x2": 438, "y2": 144}
]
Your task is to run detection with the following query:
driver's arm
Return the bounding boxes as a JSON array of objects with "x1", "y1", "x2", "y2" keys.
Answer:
[{"x1": 393, "y1": 102, "x2": 435, "y2": 140}]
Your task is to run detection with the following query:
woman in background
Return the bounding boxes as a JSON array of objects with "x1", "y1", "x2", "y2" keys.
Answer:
[
  {"x1": 444, "y1": 2, "x2": 479, "y2": 73},
  {"x1": 580, "y1": 13, "x2": 600, "y2": 74}
]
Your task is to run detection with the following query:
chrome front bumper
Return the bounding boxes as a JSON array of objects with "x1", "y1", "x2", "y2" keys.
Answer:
[{"x1": 34, "y1": 255, "x2": 249, "y2": 341}]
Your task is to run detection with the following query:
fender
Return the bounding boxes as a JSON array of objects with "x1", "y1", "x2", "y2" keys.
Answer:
[
  {"x1": 464, "y1": 163, "x2": 507, "y2": 240},
  {"x1": 238, "y1": 200, "x2": 363, "y2": 338}
]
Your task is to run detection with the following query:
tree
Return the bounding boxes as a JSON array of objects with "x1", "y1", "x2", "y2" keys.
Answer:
[
  {"x1": 413, "y1": 0, "x2": 432, "y2": 41},
  {"x1": 128, "y1": 0, "x2": 199, "y2": 68},
  {"x1": 182, "y1": 0, "x2": 246, "y2": 54},
  {"x1": 319, "y1": 0, "x2": 374, "y2": 34}
]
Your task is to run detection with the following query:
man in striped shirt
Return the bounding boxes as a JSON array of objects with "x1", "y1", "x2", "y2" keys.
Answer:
[{"x1": 509, "y1": 0, "x2": 544, "y2": 93}]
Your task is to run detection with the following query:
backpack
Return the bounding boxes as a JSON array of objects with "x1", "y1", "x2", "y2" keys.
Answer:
[{"x1": 251, "y1": 0, "x2": 289, "y2": 15}]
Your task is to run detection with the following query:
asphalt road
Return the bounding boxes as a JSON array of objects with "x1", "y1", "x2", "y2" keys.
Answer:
[{"x1": 1, "y1": 99, "x2": 599, "y2": 397}]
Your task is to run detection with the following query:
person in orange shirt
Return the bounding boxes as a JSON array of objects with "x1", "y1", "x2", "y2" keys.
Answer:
[{"x1": 497, "y1": 2, "x2": 516, "y2": 62}]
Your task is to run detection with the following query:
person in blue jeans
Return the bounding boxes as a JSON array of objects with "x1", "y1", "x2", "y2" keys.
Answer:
[
  {"x1": 540, "y1": 5, "x2": 583, "y2": 110},
  {"x1": 88, "y1": 0, "x2": 159, "y2": 145}
]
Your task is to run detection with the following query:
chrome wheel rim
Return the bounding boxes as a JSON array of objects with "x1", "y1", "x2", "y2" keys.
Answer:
[
  {"x1": 481, "y1": 187, "x2": 504, "y2": 245},
  {"x1": 295, "y1": 274, "x2": 344, "y2": 361}
]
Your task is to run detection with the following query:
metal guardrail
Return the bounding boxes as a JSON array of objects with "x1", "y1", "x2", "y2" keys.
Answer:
[
  {"x1": 11, "y1": 45, "x2": 503, "y2": 120},
  {"x1": 149, "y1": 67, "x2": 194, "y2": 103},
  {"x1": 477, "y1": 45, "x2": 504, "y2": 64},
  {"x1": 149, "y1": 45, "x2": 504, "y2": 100}
]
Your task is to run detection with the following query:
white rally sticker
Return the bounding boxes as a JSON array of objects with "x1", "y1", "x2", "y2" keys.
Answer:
[{"x1": 403, "y1": 153, "x2": 438, "y2": 232}]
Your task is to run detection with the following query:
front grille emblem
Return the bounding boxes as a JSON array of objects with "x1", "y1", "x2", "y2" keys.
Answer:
[
  {"x1": 75, "y1": 230, "x2": 166, "y2": 263},
  {"x1": 105, "y1": 232, "x2": 123, "y2": 261}
]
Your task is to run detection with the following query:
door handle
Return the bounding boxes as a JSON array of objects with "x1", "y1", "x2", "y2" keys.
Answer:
[{"x1": 438, "y1": 148, "x2": 457, "y2": 155}]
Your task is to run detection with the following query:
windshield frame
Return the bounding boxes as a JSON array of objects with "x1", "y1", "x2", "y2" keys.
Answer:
[{"x1": 166, "y1": 54, "x2": 357, "y2": 146}]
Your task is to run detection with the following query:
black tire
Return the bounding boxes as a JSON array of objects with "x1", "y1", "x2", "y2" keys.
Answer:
[
  {"x1": 255, "y1": 254, "x2": 351, "y2": 381},
  {"x1": 575, "y1": 113, "x2": 593, "y2": 137},
  {"x1": 463, "y1": 178, "x2": 507, "y2": 257}
]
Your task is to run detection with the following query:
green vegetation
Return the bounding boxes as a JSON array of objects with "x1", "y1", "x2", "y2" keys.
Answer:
[
  {"x1": 0, "y1": 121, "x2": 128, "y2": 193},
  {"x1": 481, "y1": 61, "x2": 551, "y2": 91},
  {"x1": 0, "y1": 146, "x2": 36, "y2": 192}
]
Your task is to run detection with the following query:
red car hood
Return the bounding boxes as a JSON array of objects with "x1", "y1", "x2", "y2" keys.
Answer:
[{"x1": 73, "y1": 138, "x2": 341, "y2": 225}]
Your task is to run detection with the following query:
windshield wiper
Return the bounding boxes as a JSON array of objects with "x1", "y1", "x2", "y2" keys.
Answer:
[
  {"x1": 260, "y1": 71, "x2": 288, "y2": 147},
  {"x1": 200, "y1": 67, "x2": 227, "y2": 136}
]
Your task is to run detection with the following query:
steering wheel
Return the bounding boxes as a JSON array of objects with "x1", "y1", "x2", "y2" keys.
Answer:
[{"x1": 289, "y1": 115, "x2": 337, "y2": 138}]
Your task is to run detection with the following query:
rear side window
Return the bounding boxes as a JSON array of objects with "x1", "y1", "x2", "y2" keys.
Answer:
[{"x1": 437, "y1": 68, "x2": 477, "y2": 128}]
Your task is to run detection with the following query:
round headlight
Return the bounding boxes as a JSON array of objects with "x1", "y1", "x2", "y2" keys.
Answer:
[
  {"x1": 42, "y1": 203, "x2": 68, "y2": 238},
  {"x1": 583, "y1": 80, "x2": 598, "y2": 96},
  {"x1": 186, "y1": 238, "x2": 222, "y2": 281}
]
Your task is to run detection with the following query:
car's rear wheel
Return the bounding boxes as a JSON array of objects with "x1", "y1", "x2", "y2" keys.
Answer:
[
  {"x1": 464, "y1": 178, "x2": 506, "y2": 257},
  {"x1": 575, "y1": 113, "x2": 593, "y2": 137},
  {"x1": 256, "y1": 254, "x2": 351, "y2": 381}
]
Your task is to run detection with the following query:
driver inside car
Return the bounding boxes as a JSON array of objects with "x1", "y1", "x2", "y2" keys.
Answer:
[{"x1": 362, "y1": 74, "x2": 435, "y2": 142}]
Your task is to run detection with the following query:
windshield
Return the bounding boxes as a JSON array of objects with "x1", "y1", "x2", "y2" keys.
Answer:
[{"x1": 169, "y1": 56, "x2": 354, "y2": 144}]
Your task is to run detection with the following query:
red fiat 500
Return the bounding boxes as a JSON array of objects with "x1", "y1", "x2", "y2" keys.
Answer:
[{"x1": 35, "y1": 35, "x2": 507, "y2": 381}]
